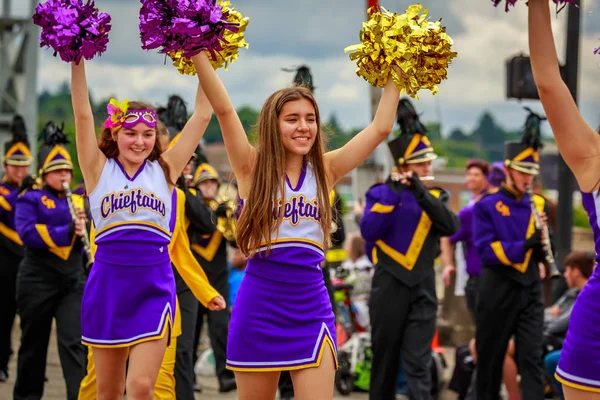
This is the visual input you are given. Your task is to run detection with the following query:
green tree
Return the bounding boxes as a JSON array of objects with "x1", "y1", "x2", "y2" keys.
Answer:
[
  {"x1": 471, "y1": 112, "x2": 505, "y2": 162},
  {"x1": 425, "y1": 123, "x2": 441, "y2": 142},
  {"x1": 448, "y1": 128, "x2": 470, "y2": 143},
  {"x1": 324, "y1": 113, "x2": 350, "y2": 150}
]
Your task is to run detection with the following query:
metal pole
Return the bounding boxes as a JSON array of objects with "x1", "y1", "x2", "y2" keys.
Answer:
[
  {"x1": 556, "y1": 2, "x2": 580, "y2": 268},
  {"x1": 352, "y1": 0, "x2": 383, "y2": 203}
]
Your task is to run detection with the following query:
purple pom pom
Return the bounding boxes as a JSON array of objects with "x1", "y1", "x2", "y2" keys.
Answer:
[
  {"x1": 492, "y1": 0, "x2": 578, "y2": 13},
  {"x1": 139, "y1": 0, "x2": 239, "y2": 59},
  {"x1": 33, "y1": 0, "x2": 111, "y2": 63}
]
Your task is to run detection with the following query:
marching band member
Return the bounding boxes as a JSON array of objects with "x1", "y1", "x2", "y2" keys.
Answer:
[
  {"x1": 0, "y1": 115, "x2": 32, "y2": 382},
  {"x1": 188, "y1": 161, "x2": 237, "y2": 393},
  {"x1": 13, "y1": 122, "x2": 87, "y2": 400},
  {"x1": 158, "y1": 94, "x2": 221, "y2": 398},
  {"x1": 362, "y1": 98, "x2": 459, "y2": 400},
  {"x1": 473, "y1": 109, "x2": 551, "y2": 399}
]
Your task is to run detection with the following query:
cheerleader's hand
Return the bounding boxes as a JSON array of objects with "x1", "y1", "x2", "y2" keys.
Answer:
[{"x1": 208, "y1": 295, "x2": 226, "y2": 311}]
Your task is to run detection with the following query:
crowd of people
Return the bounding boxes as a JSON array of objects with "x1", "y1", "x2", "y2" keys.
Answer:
[{"x1": 1, "y1": 1, "x2": 600, "y2": 400}]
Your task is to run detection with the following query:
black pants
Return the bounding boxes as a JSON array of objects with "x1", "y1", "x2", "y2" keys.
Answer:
[
  {"x1": 464, "y1": 275, "x2": 480, "y2": 325},
  {"x1": 193, "y1": 275, "x2": 233, "y2": 383},
  {"x1": 13, "y1": 262, "x2": 86, "y2": 400},
  {"x1": 475, "y1": 268, "x2": 545, "y2": 400},
  {"x1": 278, "y1": 370, "x2": 294, "y2": 397},
  {"x1": 369, "y1": 269, "x2": 437, "y2": 400},
  {"x1": 0, "y1": 247, "x2": 21, "y2": 372},
  {"x1": 174, "y1": 289, "x2": 199, "y2": 400}
]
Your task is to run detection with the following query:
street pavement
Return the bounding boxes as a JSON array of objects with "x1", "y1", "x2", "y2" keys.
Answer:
[{"x1": 0, "y1": 323, "x2": 458, "y2": 399}]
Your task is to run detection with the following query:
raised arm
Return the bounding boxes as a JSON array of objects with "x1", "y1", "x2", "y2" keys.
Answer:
[
  {"x1": 162, "y1": 56, "x2": 213, "y2": 183},
  {"x1": 192, "y1": 52, "x2": 256, "y2": 182},
  {"x1": 70, "y1": 61, "x2": 106, "y2": 192},
  {"x1": 325, "y1": 75, "x2": 400, "y2": 184},
  {"x1": 529, "y1": 0, "x2": 600, "y2": 192}
]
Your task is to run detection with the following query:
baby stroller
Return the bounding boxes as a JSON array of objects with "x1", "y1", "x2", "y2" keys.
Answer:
[{"x1": 332, "y1": 279, "x2": 372, "y2": 395}]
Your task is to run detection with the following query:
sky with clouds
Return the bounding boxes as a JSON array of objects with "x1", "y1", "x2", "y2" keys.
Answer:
[{"x1": 7, "y1": 0, "x2": 600, "y2": 137}]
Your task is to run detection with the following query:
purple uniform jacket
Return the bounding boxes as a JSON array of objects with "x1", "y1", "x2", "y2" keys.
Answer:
[
  {"x1": 15, "y1": 187, "x2": 82, "y2": 272},
  {"x1": 473, "y1": 186, "x2": 549, "y2": 285},
  {"x1": 360, "y1": 182, "x2": 459, "y2": 287},
  {"x1": 0, "y1": 179, "x2": 24, "y2": 256}
]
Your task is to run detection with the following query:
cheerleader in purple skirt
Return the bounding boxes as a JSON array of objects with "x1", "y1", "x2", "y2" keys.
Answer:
[
  {"x1": 530, "y1": 1, "x2": 600, "y2": 398},
  {"x1": 70, "y1": 55, "x2": 215, "y2": 399},
  {"x1": 190, "y1": 51, "x2": 401, "y2": 397}
]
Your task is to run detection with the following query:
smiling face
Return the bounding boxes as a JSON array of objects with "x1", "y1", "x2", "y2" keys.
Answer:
[
  {"x1": 112, "y1": 122, "x2": 156, "y2": 165},
  {"x1": 278, "y1": 98, "x2": 318, "y2": 157}
]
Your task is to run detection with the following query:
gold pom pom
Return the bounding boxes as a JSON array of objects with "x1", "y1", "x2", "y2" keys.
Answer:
[
  {"x1": 169, "y1": 50, "x2": 197, "y2": 76},
  {"x1": 168, "y1": 0, "x2": 249, "y2": 75},
  {"x1": 210, "y1": 1, "x2": 249, "y2": 70},
  {"x1": 344, "y1": 4, "x2": 457, "y2": 99}
]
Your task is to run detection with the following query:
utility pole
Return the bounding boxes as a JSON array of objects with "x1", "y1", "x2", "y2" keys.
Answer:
[
  {"x1": 352, "y1": 0, "x2": 387, "y2": 204},
  {"x1": 556, "y1": 2, "x2": 581, "y2": 269}
]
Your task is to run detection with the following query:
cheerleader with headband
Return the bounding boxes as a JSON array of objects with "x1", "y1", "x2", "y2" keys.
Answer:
[{"x1": 31, "y1": 0, "x2": 220, "y2": 394}]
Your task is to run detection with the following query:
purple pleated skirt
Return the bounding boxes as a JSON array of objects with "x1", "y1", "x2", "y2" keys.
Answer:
[
  {"x1": 226, "y1": 259, "x2": 337, "y2": 372},
  {"x1": 81, "y1": 243, "x2": 175, "y2": 348},
  {"x1": 555, "y1": 271, "x2": 600, "y2": 392}
]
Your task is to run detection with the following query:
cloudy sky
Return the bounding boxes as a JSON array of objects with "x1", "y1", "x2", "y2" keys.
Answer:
[{"x1": 7, "y1": 0, "x2": 600, "y2": 137}]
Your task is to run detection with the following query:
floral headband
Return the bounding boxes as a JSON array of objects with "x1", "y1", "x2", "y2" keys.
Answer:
[{"x1": 103, "y1": 98, "x2": 158, "y2": 133}]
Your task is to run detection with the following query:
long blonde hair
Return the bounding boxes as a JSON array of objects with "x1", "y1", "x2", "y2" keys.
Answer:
[{"x1": 236, "y1": 86, "x2": 332, "y2": 257}]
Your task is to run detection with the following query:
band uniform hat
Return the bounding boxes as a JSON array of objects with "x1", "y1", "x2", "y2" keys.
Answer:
[
  {"x1": 37, "y1": 121, "x2": 73, "y2": 174},
  {"x1": 3, "y1": 115, "x2": 33, "y2": 166},
  {"x1": 192, "y1": 162, "x2": 221, "y2": 187},
  {"x1": 388, "y1": 98, "x2": 437, "y2": 166},
  {"x1": 504, "y1": 107, "x2": 545, "y2": 176},
  {"x1": 158, "y1": 94, "x2": 200, "y2": 161}
]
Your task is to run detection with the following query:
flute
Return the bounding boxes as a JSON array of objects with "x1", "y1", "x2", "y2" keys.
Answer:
[
  {"x1": 62, "y1": 181, "x2": 93, "y2": 272},
  {"x1": 526, "y1": 185, "x2": 560, "y2": 279}
]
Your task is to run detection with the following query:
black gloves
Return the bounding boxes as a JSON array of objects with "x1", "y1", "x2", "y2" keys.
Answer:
[
  {"x1": 176, "y1": 175, "x2": 187, "y2": 190},
  {"x1": 524, "y1": 229, "x2": 543, "y2": 251},
  {"x1": 215, "y1": 202, "x2": 229, "y2": 218},
  {"x1": 386, "y1": 172, "x2": 427, "y2": 197}
]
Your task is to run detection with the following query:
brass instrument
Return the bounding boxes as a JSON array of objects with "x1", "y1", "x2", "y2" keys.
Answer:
[
  {"x1": 209, "y1": 195, "x2": 237, "y2": 242},
  {"x1": 526, "y1": 185, "x2": 560, "y2": 279},
  {"x1": 62, "y1": 181, "x2": 93, "y2": 272}
]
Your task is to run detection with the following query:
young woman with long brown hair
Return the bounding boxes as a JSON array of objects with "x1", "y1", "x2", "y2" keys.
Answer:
[
  {"x1": 190, "y1": 52, "x2": 400, "y2": 399},
  {"x1": 529, "y1": 0, "x2": 600, "y2": 398},
  {"x1": 70, "y1": 53, "x2": 214, "y2": 400}
]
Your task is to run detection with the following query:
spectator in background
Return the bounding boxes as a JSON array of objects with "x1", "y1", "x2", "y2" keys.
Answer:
[
  {"x1": 442, "y1": 159, "x2": 490, "y2": 322},
  {"x1": 543, "y1": 251, "x2": 594, "y2": 400}
]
